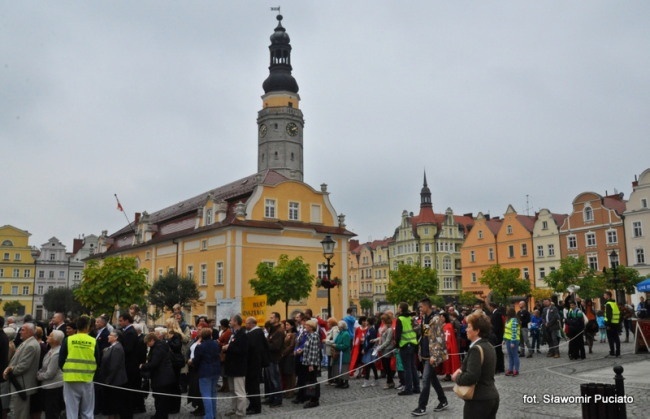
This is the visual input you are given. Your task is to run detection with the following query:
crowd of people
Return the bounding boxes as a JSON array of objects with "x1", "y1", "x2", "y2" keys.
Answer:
[{"x1": 0, "y1": 290, "x2": 642, "y2": 418}]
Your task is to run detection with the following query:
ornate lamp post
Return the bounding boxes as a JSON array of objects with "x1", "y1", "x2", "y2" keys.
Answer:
[
  {"x1": 608, "y1": 250, "x2": 626, "y2": 303},
  {"x1": 320, "y1": 235, "x2": 336, "y2": 318}
]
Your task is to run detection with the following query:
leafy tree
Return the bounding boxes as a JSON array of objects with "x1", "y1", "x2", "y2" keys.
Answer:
[
  {"x1": 3, "y1": 301, "x2": 23, "y2": 316},
  {"x1": 458, "y1": 291, "x2": 480, "y2": 307},
  {"x1": 75, "y1": 256, "x2": 149, "y2": 318},
  {"x1": 543, "y1": 256, "x2": 606, "y2": 300},
  {"x1": 479, "y1": 264, "x2": 530, "y2": 306},
  {"x1": 429, "y1": 295, "x2": 445, "y2": 309},
  {"x1": 530, "y1": 287, "x2": 554, "y2": 302},
  {"x1": 250, "y1": 254, "x2": 314, "y2": 319},
  {"x1": 386, "y1": 263, "x2": 439, "y2": 306},
  {"x1": 43, "y1": 286, "x2": 87, "y2": 318},
  {"x1": 148, "y1": 272, "x2": 201, "y2": 314},
  {"x1": 359, "y1": 298, "x2": 373, "y2": 315},
  {"x1": 601, "y1": 264, "x2": 644, "y2": 295}
]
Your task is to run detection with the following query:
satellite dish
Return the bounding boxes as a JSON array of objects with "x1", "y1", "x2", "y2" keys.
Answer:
[{"x1": 567, "y1": 285, "x2": 580, "y2": 293}]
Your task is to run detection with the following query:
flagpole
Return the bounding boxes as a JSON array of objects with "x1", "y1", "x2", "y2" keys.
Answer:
[{"x1": 114, "y1": 194, "x2": 136, "y2": 234}]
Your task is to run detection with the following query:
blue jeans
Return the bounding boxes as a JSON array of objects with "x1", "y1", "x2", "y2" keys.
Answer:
[
  {"x1": 266, "y1": 362, "x2": 282, "y2": 404},
  {"x1": 399, "y1": 344, "x2": 420, "y2": 393},
  {"x1": 198, "y1": 376, "x2": 218, "y2": 419},
  {"x1": 506, "y1": 340, "x2": 520, "y2": 372},
  {"x1": 418, "y1": 360, "x2": 446, "y2": 409}
]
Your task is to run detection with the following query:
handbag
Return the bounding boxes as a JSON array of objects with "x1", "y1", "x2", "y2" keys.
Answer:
[{"x1": 453, "y1": 344, "x2": 484, "y2": 401}]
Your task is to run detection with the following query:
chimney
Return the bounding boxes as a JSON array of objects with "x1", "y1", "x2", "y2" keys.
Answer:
[
  {"x1": 134, "y1": 212, "x2": 141, "y2": 224},
  {"x1": 633, "y1": 174, "x2": 638, "y2": 188}
]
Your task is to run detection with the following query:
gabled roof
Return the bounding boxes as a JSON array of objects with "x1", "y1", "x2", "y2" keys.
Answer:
[
  {"x1": 110, "y1": 170, "x2": 288, "y2": 238},
  {"x1": 515, "y1": 215, "x2": 536, "y2": 233},
  {"x1": 603, "y1": 193, "x2": 627, "y2": 215}
]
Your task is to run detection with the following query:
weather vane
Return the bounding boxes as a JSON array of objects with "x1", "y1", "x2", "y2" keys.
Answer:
[{"x1": 270, "y1": 6, "x2": 281, "y2": 13}]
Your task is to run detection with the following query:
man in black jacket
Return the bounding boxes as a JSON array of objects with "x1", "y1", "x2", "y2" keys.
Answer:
[
  {"x1": 266, "y1": 312, "x2": 285, "y2": 408},
  {"x1": 517, "y1": 301, "x2": 532, "y2": 358},
  {"x1": 244, "y1": 317, "x2": 268, "y2": 415},
  {"x1": 119, "y1": 313, "x2": 143, "y2": 417},
  {"x1": 223, "y1": 315, "x2": 248, "y2": 417},
  {"x1": 488, "y1": 303, "x2": 505, "y2": 374}
]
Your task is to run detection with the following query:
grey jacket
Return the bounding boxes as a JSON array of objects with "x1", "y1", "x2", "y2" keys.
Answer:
[
  {"x1": 8, "y1": 336, "x2": 41, "y2": 395},
  {"x1": 456, "y1": 338, "x2": 499, "y2": 401},
  {"x1": 98, "y1": 342, "x2": 128, "y2": 386},
  {"x1": 543, "y1": 305, "x2": 560, "y2": 330},
  {"x1": 36, "y1": 345, "x2": 63, "y2": 388}
]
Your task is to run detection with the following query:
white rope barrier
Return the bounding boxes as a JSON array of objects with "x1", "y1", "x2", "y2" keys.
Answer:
[{"x1": 0, "y1": 328, "x2": 598, "y2": 401}]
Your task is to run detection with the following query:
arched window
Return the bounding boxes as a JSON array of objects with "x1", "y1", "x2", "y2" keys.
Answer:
[{"x1": 584, "y1": 206, "x2": 594, "y2": 222}]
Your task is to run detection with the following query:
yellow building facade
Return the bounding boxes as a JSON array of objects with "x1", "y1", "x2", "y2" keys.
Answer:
[
  {"x1": 94, "y1": 15, "x2": 354, "y2": 322},
  {"x1": 0, "y1": 225, "x2": 36, "y2": 316}
]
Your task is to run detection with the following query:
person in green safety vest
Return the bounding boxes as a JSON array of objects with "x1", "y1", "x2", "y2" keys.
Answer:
[
  {"x1": 58, "y1": 315, "x2": 100, "y2": 419},
  {"x1": 395, "y1": 302, "x2": 420, "y2": 396},
  {"x1": 603, "y1": 291, "x2": 620, "y2": 357}
]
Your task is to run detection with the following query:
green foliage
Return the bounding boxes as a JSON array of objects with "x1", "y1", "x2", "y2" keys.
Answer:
[
  {"x1": 457, "y1": 291, "x2": 480, "y2": 307},
  {"x1": 543, "y1": 256, "x2": 605, "y2": 300},
  {"x1": 359, "y1": 298, "x2": 373, "y2": 314},
  {"x1": 601, "y1": 264, "x2": 644, "y2": 295},
  {"x1": 75, "y1": 256, "x2": 149, "y2": 318},
  {"x1": 249, "y1": 254, "x2": 314, "y2": 318},
  {"x1": 429, "y1": 295, "x2": 445, "y2": 308},
  {"x1": 479, "y1": 264, "x2": 531, "y2": 305},
  {"x1": 43, "y1": 286, "x2": 87, "y2": 318},
  {"x1": 386, "y1": 263, "x2": 439, "y2": 306},
  {"x1": 3, "y1": 301, "x2": 23, "y2": 315},
  {"x1": 148, "y1": 271, "x2": 201, "y2": 313}
]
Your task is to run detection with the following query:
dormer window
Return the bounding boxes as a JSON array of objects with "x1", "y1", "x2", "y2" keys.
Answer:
[
  {"x1": 206, "y1": 209, "x2": 213, "y2": 225},
  {"x1": 584, "y1": 206, "x2": 594, "y2": 222}
]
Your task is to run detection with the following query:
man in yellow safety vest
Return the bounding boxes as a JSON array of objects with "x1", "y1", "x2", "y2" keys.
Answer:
[
  {"x1": 59, "y1": 315, "x2": 100, "y2": 419},
  {"x1": 603, "y1": 291, "x2": 621, "y2": 357}
]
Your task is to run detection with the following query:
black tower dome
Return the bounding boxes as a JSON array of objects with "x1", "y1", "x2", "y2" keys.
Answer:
[{"x1": 262, "y1": 14, "x2": 299, "y2": 94}]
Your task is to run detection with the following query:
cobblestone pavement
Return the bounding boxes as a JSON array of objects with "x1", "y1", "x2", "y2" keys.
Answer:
[{"x1": 125, "y1": 338, "x2": 649, "y2": 418}]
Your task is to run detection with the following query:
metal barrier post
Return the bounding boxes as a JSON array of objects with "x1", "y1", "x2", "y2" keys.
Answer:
[{"x1": 613, "y1": 366, "x2": 626, "y2": 419}]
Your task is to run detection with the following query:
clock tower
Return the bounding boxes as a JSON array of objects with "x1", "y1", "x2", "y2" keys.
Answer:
[{"x1": 257, "y1": 14, "x2": 304, "y2": 181}]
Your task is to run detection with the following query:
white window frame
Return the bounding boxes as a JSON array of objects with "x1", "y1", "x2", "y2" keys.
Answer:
[
  {"x1": 187, "y1": 265, "x2": 194, "y2": 280},
  {"x1": 584, "y1": 206, "x2": 594, "y2": 222},
  {"x1": 636, "y1": 248, "x2": 646, "y2": 264},
  {"x1": 521, "y1": 243, "x2": 528, "y2": 257},
  {"x1": 265, "y1": 199, "x2": 276, "y2": 218},
  {"x1": 200, "y1": 264, "x2": 207, "y2": 286},
  {"x1": 607, "y1": 229, "x2": 618, "y2": 244},
  {"x1": 537, "y1": 245, "x2": 544, "y2": 257},
  {"x1": 216, "y1": 262, "x2": 224, "y2": 285},
  {"x1": 470, "y1": 251, "x2": 475, "y2": 262},
  {"x1": 488, "y1": 248, "x2": 494, "y2": 261},
  {"x1": 568, "y1": 235, "x2": 577, "y2": 249},
  {"x1": 288, "y1": 201, "x2": 300, "y2": 221},
  {"x1": 633, "y1": 221, "x2": 643, "y2": 238},
  {"x1": 586, "y1": 232, "x2": 596, "y2": 247},
  {"x1": 22, "y1": 286, "x2": 29, "y2": 295},
  {"x1": 548, "y1": 244, "x2": 555, "y2": 257}
]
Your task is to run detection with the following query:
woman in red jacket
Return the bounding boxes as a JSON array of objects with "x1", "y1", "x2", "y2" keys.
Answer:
[{"x1": 439, "y1": 312, "x2": 461, "y2": 381}]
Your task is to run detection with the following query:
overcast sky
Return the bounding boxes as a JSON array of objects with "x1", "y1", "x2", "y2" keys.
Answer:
[{"x1": 2, "y1": 1, "x2": 649, "y2": 250}]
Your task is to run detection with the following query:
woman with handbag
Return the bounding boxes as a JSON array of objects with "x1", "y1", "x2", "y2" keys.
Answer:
[{"x1": 451, "y1": 310, "x2": 499, "y2": 419}]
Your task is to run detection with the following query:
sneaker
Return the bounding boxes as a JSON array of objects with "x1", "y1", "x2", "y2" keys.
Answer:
[
  {"x1": 383, "y1": 383, "x2": 395, "y2": 389},
  {"x1": 513, "y1": 370, "x2": 519, "y2": 377},
  {"x1": 396, "y1": 385, "x2": 405, "y2": 391},
  {"x1": 433, "y1": 400, "x2": 449, "y2": 412},
  {"x1": 411, "y1": 407, "x2": 427, "y2": 416},
  {"x1": 526, "y1": 353, "x2": 533, "y2": 358},
  {"x1": 505, "y1": 370, "x2": 513, "y2": 376},
  {"x1": 362, "y1": 380, "x2": 371, "y2": 388},
  {"x1": 370, "y1": 379, "x2": 376, "y2": 387}
]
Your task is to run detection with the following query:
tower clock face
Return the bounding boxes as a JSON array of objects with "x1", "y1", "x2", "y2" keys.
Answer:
[
  {"x1": 286, "y1": 122, "x2": 298, "y2": 137},
  {"x1": 259, "y1": 124, "x2": 268, "y2": 138}
]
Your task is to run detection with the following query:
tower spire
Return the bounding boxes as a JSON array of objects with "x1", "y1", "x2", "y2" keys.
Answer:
[
  {"x1": 257, "y1": 14, "x2": 304, "y2": 181},
  {"x1": 420, "y1": 170, "x2": 432, "y2": 209}
]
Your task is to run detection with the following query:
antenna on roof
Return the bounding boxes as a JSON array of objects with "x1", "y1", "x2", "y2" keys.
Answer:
[{"x1": 525, "y1": 194, "x2": 533, "y2": 216}]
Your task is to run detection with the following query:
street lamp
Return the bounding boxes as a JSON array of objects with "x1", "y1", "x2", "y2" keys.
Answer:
[
  {"x1": 320, "y1": 235, "x2": 336, "y2": 318},
  {"x1": 608, "y1": 250, "x2": 626, "y2": 303}
]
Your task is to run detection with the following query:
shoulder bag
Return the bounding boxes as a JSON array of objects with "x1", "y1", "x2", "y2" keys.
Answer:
[{"x1": 453, "y1": 344, "x2": 484, "y2": 400}]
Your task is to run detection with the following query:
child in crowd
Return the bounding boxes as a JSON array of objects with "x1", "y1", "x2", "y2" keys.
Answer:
[
  {"x1": 596, "y1": 310, "x2": 607, "y2": 343},
  {"x1": 529, "y1": 309, "x2": 543, "y2": 354}
]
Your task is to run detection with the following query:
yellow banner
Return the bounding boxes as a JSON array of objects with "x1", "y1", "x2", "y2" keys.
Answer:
[{"x1": 242, "y1": 295, "x2": 268, "y2": 326}]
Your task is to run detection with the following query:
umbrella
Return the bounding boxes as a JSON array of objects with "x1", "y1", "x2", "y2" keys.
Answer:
[{"x1": 636, "y1": 278, "x2": 650, "y2": 293}]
